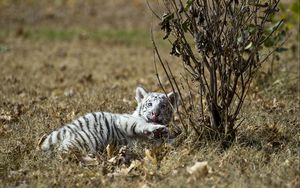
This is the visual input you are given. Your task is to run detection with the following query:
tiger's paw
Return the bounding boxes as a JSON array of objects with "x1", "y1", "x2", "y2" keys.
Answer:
[{"x1": 143, "y1": 125, "x2": 169, "y2": 140}]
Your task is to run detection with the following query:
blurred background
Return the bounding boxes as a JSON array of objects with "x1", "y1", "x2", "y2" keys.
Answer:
[
  {"x1": 0, "y1": 0, "x2": 160, "y2": 44},
  {"x1": 0, "y1": 0, "x2": 298, "y2": 54}
]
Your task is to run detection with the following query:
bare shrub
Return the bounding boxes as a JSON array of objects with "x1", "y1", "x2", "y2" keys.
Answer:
[{"x1": 149, "y1": 0, "x2": 287, "y2": 146}]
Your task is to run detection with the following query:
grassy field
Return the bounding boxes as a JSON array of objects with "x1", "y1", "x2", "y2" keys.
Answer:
[{"x1": 0, "y1": 1, "x2": 299, "y2": 187}]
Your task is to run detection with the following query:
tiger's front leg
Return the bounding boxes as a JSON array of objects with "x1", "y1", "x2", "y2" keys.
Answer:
[{"x1": 116, "y1": 115, "x2": 169, "y2": 141}]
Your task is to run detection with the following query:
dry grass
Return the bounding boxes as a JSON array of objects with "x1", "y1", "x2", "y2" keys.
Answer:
[{"x1": 0, "y1": 1, "x2": 299, "y2": 187}]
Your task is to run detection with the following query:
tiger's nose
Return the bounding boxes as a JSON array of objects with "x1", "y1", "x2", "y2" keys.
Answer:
[{"x1": 152, "y1": 111, "x2": 160, "y2": 117}]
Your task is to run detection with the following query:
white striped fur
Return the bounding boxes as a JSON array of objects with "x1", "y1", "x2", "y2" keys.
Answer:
[{"x1": 39, "y1": 87, "x2": 178, "y2": 153}]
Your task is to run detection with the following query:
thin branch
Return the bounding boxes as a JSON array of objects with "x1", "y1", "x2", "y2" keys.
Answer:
[
  {"x1": 146, "y1": 0, "x2": 161, "y2": 20},
  {"x1": 151, "y1": 28, "x2": 189, "y2": 134}
]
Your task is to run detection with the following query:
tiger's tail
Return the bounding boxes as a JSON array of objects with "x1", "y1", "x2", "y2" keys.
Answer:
[{"x1": 37, "y1": 130, "x2": 62, "y2": 151}]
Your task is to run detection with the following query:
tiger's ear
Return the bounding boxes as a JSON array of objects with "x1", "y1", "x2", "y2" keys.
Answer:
[
  {"x1": 167, "y1": 91, "x2": 180, "y2": 109},
  {"x1": 136, "y1": 86, "x2": 148, "y2": 103}
]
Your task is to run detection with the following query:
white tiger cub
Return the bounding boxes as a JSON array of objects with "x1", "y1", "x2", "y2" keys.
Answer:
[{"x1": 38, "y1": 86, "x2": 179, "y2": 153}]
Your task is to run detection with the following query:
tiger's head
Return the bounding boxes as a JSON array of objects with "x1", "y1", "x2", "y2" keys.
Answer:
[{"x1": 133, "y1": 86, "x2": 180, "y2": 125}]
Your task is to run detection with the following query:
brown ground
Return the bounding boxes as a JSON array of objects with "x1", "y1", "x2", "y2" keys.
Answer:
[{"x1": 0, "y1": 1, "x2": 299, "y2": 188}]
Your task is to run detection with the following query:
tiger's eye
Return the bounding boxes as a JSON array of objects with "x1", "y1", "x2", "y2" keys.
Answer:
[{"x1": 147, "y1": 103, "x2": 152, "y2": 107}]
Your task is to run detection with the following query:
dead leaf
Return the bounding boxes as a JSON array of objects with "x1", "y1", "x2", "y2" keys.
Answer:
[
  {"x1": 144, "y1": 149, "x2": 157, "y2": 164},
  {"x1": 127, "y1": 160, "x2": 142, "y2": 173},
  {"x1": 186, "y1": 161, "x2": 212, "y2": 177},
  {"x1": 106, "y1": 144, "x2": 116, "y2": 159},
  {"x1": 140, "y1": 184, "x2": 150, "y2": 188},
  {"x1": 107, "y1": 146, "x2": 138, "y2": 166},
  {"x1": 80, "y1": 154, "x2": 99, "y2": 166},
  {"x1": 107, "y1": 160, "x2": 141, "y2": 177},
  {"x1": 107, "y1": 156, "x2": 118, "y2": 163}
]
